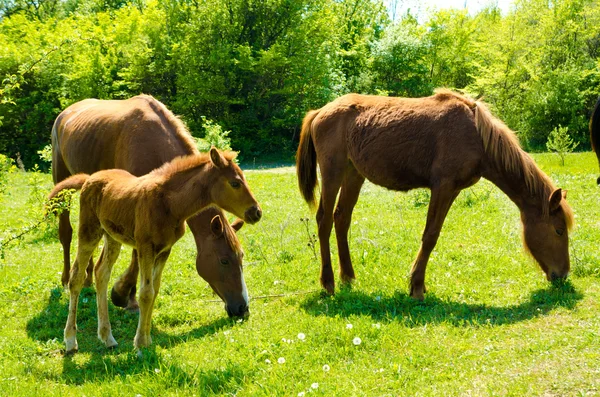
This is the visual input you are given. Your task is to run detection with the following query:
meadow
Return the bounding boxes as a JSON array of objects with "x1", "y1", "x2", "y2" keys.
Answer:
[{"x1": 0, "y1": 153, "x2": 599, "y2": 396}]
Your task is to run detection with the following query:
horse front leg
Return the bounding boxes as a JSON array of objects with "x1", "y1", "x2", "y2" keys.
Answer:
[
  {"x1": 95, "y1": 235, "x2": 121, "y2": 348},
  {"x1": 134, "y1": 246, "x2": 170, "y2": 353},
  {"x1": 409, "y1": 185, "x2": 459, "y2": 300},
  {"x1": 110, "y1": 249, "x2": 140, "y2": 311},
  {"x1": 334, "y1": 166, "x2": 365, "y2": 285}
]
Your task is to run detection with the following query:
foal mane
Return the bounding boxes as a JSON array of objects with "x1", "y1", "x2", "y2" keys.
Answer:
[
  {"x1": 151, "y1": 151, "x2": 238, "y2": 179},
  {"x1": 435, "y1": 89, "x2": 574, "y2": 229}
]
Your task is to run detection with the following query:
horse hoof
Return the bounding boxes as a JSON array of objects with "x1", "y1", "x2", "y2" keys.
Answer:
[
  {"x1": 340, "y1": 274, "x2": 355, "y2": 285},
  {"x1": 110, "y1": 286, "x2": 129, "y2": 308},
  {"x1": 126, "y1": 302, "x2": 140, "y2": 313},
  {"x1": 321, "y1": 280, "x2": 335, "y2": 295}
]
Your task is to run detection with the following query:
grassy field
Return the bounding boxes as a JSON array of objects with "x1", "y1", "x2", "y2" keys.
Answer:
[{"x1": 0, "y1": 153, "x2": 599, "y2": 396}]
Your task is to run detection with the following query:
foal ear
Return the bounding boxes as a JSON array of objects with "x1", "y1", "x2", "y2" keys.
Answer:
[
  {"x1": 210, "y1": 215, "x2": 224, "y2": 237},
  {"x1": 209, "y1": 147, "x2": 227, "y2": 168},
  {"x1": 231, "y1": 218, "x2": 244, "y2": 232},
  {"x1": 549, "y1": 188, "x2": 563, "y2": 212}
]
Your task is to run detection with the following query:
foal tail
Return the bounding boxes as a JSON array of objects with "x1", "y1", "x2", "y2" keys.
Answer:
[
  {"x1": 48, "y1": 173, "x2": 89, "y2": 201},
  {"x1": 590, "y1": 97, "x2": 600, "y2": 183},
  {"x1": 296, "y1": 109, "x2": 320, "y2": 208}
]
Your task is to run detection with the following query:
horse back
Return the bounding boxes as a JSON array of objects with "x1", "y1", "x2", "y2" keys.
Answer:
[
  {"x1": 53, "y1": 95, "x2": 198, "y2": 180},
  {"x1": 314, "y1": 93, "x2": 484, "y2": 190}
]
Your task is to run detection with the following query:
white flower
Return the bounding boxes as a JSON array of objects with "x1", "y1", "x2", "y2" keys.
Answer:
[
  {"x1": 224, "y1": 330, "x2": 231, "y2": 335},
  {"x1": 311, "y1": 383, "x2": 319, "y2": 389},
  {"x1": 82, "y1": 298, "x2": 88, "y2": 303},
  {"x1": 154, "y1": 368, "x2": 160, "y2": 373},
  {"x1": 353, "y1": 337, "x2": 362, "y2": 345},
  {"x1": 372, "y1": 323, "x2": 381, "y2": 329},
  {"x1": 297, "y1": 333, "x2": 306, "y2": 341},
  {"x1": 298, "y1": 393, "x2": 305, "y2": 397},
  {"x1": 278, "y1": 357, "x2": 286, "y2": 364},
  {"x1": 322, "y1": 364, "x2": 330, "y2": 372},
  {"x1": 375, "y1": 296, "x2": 381, "y2": 301},
  {"x1": 346, "y1": 323, "x2": 353, "y2": 329},
  {"x1": 265, "y1": 359, "x2": 271, "y2": 364}
]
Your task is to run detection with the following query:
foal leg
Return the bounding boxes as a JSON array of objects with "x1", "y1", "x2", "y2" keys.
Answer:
[
  {"x1": 316, "y1": 162, "x2": 345, "y2": 295},
  {"x1": 64, "y1": 210, "x2": 102, "y2": 354},
  {"x1": 409, "y1": 184, "x2": 459, "y2": 300},
  {"x1": 334, "y1": 165, "x2": 365, "y2": 284},
  {"x1": 110, "y1": 249, "x2": 140, "y2": 311},
  {"x1": 134, "y1": 247, "x2": 170, "y2": 351},
  {"x1": 95, "y1": 235, "x2": 121, "y2": 348}
]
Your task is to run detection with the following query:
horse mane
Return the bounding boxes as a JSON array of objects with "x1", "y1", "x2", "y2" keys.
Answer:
[
  {"x1": 220, "y1": 214, "x2": 243, "y2": 257},
  {"x1": 137, "y1": 95, "x2": 199, "y2": 155},
  {"x1": 151, "y1": 151, "x2": 238, "y2": 179},
  {"x1": 434, "y1": 89, "x2": 574, "y2": 230}
]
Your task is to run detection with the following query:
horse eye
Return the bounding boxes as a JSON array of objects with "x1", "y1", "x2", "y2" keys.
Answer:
[
  {"x1": 555, "y1": 228, "x2": 564, "y2": 236},
  {"x1": 220, "y1": 259, "x2": 230, "y2": 266},
  {"x1": 230, "y1": 181, "x2": 241, "y2": 189}
]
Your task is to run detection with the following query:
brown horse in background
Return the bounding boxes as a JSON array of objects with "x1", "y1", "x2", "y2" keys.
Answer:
[
  {"x1": 52, "y1": 95, "x2": 249, "y2": 315},
  {"x1": 590, "y1": 96, "x2": 600, "y2": 183},
  {"x1": 297, "y1": 90, "x2": 574, "y2": 299},
  {"x1": 49, "y1": 149, "x2": 261, "y2": 354}
]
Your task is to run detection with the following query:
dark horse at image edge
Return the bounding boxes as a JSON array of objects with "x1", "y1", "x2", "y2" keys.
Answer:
[
  {"x1": 590, "y1": 96, "x2": 600, "y2": 184},
  {"x1": 297, "y1": 89, "x2": 574, "y2": 299}
]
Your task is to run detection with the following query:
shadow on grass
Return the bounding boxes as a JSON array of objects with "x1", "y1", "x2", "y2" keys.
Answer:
[
  {"x1": 25, "y1": 286, "x2": 248, "y2": 392},
  {"x1": 300, "y1": 280, "x2": 583, "y2": 327}
]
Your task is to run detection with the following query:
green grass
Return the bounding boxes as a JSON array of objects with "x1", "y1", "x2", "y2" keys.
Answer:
[{"x1": 1, "y1": 153, "x2": 600, "y2": 396}]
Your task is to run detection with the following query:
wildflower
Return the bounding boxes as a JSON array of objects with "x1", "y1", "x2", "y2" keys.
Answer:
[
  {"x1": 311, "y1": 383, "x2": 319, "y2": 389},
  {"x1": 298, "y1": 392, "x2": 305, "y2": 397},
  {"x1": 353, "y1": 337, "x2": 362, "y2": 346},
  {"x1": 297, "y1": 333, "x2": 306, "y2": 341},
  {"x1": 82, "y1": 298, "x2": 88, "y2": 304},
  {"x1": 154, "y1": 368, "x2": 160, "y2": 373},
  {"x1": 346, "y1": 323, "x2": 353, "y2": 329},
  {"x1": 265, "y1": 359, "x2": 271, "y2": 364},
  {"x1": 372, "y1": 323, "x2": 381, "y2": 329},
  {"x1": 278, "y1": 357, "x2": 286, "y2": 364},
  {"x1": 323, "y1": 364, "x2": 330, "y2": 372}
]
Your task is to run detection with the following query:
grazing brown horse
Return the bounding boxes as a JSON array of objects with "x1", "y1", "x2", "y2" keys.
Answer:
[
  {"x1": 49, "y1": 149, "x2": 261, "y2": 354},
  {"x1": 590, "y1": 96, "x2": 600, "y2": 183},
  {"x1": 297, "y1": 90, "x2": 574, "y2": 299},
  {"x1": 51, "y1": 95, "x2": 248, "y2": 315}
]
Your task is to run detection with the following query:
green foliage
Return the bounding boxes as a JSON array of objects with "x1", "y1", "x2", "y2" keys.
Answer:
[
  {"x1": 195, "y1": 117, "x2": 232, "y2": 153},
  {"x1": 546, "y1": 125, "x2": 579, "y2": 165},
  {"x1": 0, "y1": 153, "x2": 15, "y2": 193}
]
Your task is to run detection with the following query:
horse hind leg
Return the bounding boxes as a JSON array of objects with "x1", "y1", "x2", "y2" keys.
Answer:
[
  {"x1": 64, "y1": 209, "x2": 103, "y2": 354},
  {"x1": 409, "y1": 184, "x2": 459, "y2": 300},
  {"x1": 315, "y1": 158, "x2": 346, "y2": 295},
  {"x1": 111, "y1": 249, "x2": 140, "y2": 312},
  {"x1": 334, "y1": 165, "x2": 365, "y2": 285},
  {"x1": 58, "y1": 210, "x2": 73, "y2": 288},
  {"x1": 95, "y1": 235, "x2": 121, "y2": 348}
]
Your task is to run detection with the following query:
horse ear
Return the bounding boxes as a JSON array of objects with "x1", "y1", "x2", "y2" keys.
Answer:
[
  {"x1": 210, "y1": 215, "x2": 224, "y2": 237},
  {"x1": 209, "y1": 147, "x2": 226, "y2": 168},
  {"x1": 561, "y1": 189, "x2": 567, "y2": 199},
  {"x1": 231, "y1": 218, "x2": 244, "y2": 232},
  {"x1": 549, "y1": 188, "x2": 563, "y2": 212}
]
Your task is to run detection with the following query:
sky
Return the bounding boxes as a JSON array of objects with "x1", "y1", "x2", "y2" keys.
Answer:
[{"x1": 386, "y1": 0, "x2": 515, "y2": 21}]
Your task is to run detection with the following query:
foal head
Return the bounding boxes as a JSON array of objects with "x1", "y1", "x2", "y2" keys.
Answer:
[
  {"x1": 193, "y1": 211, "x2": 249, "y2": 318},
  {"x1": 522, "y1": 188, "x2": 573, "y2": 281},
  {"x1": 209, "y1": 148, "x2": 262, "y2": 224}
]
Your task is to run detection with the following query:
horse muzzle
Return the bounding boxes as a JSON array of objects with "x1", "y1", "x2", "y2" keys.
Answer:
[
  {"x1": 244, "y1": 205, "x2": 262, "y2": 224},
  {"x1": 226, "y1": 303, "x2": 250, "y2": 318}
]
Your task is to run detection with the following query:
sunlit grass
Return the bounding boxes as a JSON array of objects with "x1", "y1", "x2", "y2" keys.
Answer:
[{"x1": 0, "y1": 153, "x2": 599, "y2": 395}]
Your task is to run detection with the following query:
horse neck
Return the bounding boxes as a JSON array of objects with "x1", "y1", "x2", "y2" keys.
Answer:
[
  {"x1": 482, "y1": 162, "x2": 550, "y2": 215},
  {"x1": 161, "y1": 165, "x2": 215, "y2": 222}
]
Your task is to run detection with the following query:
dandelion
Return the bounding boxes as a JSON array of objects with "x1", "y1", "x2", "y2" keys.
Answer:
[
  {"x1": 154, "y1": 368, "x2": 160, "y2": 374},
  {"x1": 311, "y1": 383, "x2": 319, "y2": 389},
  {"x1": 265, "y1": 359, "x2": 271, "y2": 364},
  {"x1": 278, "y1": 357, "x2": 286, "y2": 364},
  {"x1": 298, "y1": 392, "x2": 305, "y2": 397},
  {"x1": 346, "y1": 323, "x2": 353, "y2": 329},
  {"x1": 353, "y1": 337, "x2": 362, "y2": 346},
  {"x1": 372, "y1": 323, "x2": 381, "y2": 329},
  {"x1": 322, "y1": 364, "x2": 330, "y2": 372},
  {"x1": 223, "y1": 330, "x2": 231, "y2": 335},
  {"x1": 297, "y1": 333, "x2": 306, "y2": 341}
]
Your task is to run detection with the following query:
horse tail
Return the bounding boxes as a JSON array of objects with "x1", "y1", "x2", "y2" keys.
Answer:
[
  {"x1": 297, "y1": 109, "x2": 320, "y2": 208},
  {"x1": 48, "y1": 173, "x2": 89, "y2": 201},
  {"x1": 590, "y1": 96, "x2": 600, "y2": 182}
]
